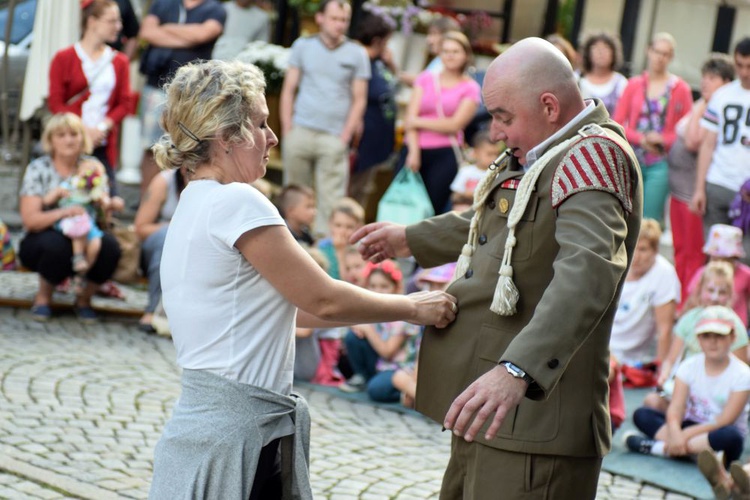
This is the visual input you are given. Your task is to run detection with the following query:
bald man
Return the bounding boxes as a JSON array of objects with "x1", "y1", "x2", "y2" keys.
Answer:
[{"x1": 351, "y1": 37, "x2": 643, "y2": 499}]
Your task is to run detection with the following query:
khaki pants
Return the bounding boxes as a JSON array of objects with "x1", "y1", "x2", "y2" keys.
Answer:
[
  {"x1": 440, "y1": 436, "x2": 602, "y2": 500},
  {"x1": 282, "y1": 126, "x2": 348, "y2": 236}
]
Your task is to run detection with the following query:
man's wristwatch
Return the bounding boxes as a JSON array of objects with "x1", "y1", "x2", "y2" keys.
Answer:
[{"x1": 499, "y1": 361, "x2": 534, "y2": 385}]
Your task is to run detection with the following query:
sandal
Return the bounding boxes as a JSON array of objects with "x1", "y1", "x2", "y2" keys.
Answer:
[
  {"x1": 74, "y1": 305, "x2": 98, "y2": 323},
  {"x1": 138, "y1": 322, "x2": 157, "y2": 334},
  {"x1": 698, "y1": 450, "x2": 731, "y2": 500},
  {"x1": 30, "y1": 304, "x2": 52, "y2": 322},
  {"x1": 72, "y1": 274, "x2": 87, "y2": 296},
  {"x1": 731, "y1": 461, "x2": 750, "y2": 496}
]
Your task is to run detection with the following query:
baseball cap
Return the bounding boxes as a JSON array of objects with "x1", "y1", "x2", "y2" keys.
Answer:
[{"x1": 695, "y1": 305, "x2": 737, "y2": 336}]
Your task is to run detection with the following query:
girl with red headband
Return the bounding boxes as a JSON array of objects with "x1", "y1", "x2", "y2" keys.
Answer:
[{"x1": 339, "y1": 260, "x2": 422, "y2": 401}]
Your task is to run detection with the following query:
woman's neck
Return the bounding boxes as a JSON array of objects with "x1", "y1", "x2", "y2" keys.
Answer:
[
  {"x1": 441, "y1": 68, "x2": 464, "y2": 82},
  {"x1": 648, "y1": 68, "x2": 669, "y2": 82},
  {"x1": 79, "y1": 33, "x2": 106, "y2": 59},
  {"x1": 191, "y1": 164, "x2": 226, "y2": 183},
  {"x1": 52, "y1": 154, "x2": 79, "y2": 176},
  {"x1": 588, "y1": 67, "x2": 613, "y2": 81}
]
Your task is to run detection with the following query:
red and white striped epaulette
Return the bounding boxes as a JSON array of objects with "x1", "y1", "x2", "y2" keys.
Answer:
[{"x1": 550, "y1": 134, "x2": 634, "y2": 213}]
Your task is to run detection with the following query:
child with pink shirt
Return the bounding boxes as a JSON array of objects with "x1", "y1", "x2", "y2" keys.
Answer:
[{"x1": 685, "y1": 224, "x2": 750, "y2": 326}]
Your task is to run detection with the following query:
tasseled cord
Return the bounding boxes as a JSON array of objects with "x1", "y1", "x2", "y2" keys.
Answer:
[
  {"x1": 489, "y1": 136, "x2": 578, "y2": 315},
  {"x1": 451, "y1": 150, "x2": 511, "y2": 283}
]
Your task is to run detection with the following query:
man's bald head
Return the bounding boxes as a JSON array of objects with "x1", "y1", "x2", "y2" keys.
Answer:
[
  {"x1": 485, "y1": 37, "x2": 582, "y2": 116},
  {"x1": 481, "y1": 37, "x2": 586, "y2": 163}
]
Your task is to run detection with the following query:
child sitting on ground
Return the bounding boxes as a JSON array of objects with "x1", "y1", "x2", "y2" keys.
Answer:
[
  {"x1": 275, "y1": 183, "x2": 316, "y2": 246},
  {"x1": 340, "y1": 245, "x2": 367, "y2": 288},
  {"x1": 449, "y1": 130, "x2": 503, "y2": 212},
  {"x1": 317, "y1": 197, "x2": 365, "y2": 279},
  {"x1": 685, "y1": 224, "x2": 750, "y2": 325},
  {"x1": 625, "y1": 306, "x2": 750, "y2": 472},
  {"x1": 309, "y1": 198, "x2": 366, "y2": 386},
  {"x1": 339, "y1": 260, "x2": 421, "y2": 399},
  {"x1": 645, "y1": 261, "x2": 749, "y2": 413}
]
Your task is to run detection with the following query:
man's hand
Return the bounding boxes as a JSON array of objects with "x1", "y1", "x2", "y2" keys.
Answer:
[
  {"x1": 444, "y1": 365, "x2": 527, "y2": 442},
  {"x1": 350, "y1": 222, "x2": 411, "y2": 263}
]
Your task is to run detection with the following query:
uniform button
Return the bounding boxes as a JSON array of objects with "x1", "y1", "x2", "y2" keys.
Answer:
[
  {"x1": 547, "y1": 359, "x2": 559, "y2": 369},
  {"x1": 487, "y1": 199, "x2": 496, "y2": 209},
  {"x1": 465, "y1": 269, "x2": 474, "y2": 279},
  {"x1": 478, "y1": 234, "x2": 487, "y2": 245}
]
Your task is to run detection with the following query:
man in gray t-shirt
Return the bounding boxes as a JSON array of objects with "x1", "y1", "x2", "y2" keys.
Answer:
[{"x1": 280, "y1": 0, "x2": 370, "y2": 235}]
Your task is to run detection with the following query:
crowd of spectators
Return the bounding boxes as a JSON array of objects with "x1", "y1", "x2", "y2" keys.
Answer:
[{"x1": 4, "y1": 0, "x2": 750, "y2": 493}]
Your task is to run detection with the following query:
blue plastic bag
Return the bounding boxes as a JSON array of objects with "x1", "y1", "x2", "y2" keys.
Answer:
[{"x1": 376, "y1": 168, "x2": 435, "y2": 226}]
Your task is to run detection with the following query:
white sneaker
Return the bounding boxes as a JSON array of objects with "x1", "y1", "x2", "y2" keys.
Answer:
[{"x1": 339, "y1": 374, "x2": 367, "y2": 393}]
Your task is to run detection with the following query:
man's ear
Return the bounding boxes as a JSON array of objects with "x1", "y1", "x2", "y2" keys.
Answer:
[{"x1": 540, "y1": 92, "x2": 561, "y2": 123}]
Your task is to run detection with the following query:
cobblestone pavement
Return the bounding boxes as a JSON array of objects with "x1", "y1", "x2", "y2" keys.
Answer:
[{"x1": 0, "y1": 307, "x2": 695, "y2": 499}]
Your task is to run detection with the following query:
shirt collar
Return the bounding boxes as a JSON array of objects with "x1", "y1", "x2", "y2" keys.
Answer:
[{"x1": 524, "y1": 100, "x2": 596, "y2": 170}]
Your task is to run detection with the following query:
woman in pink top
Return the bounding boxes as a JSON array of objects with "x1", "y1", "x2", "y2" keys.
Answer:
[
  {"x1": 403, "y1": 31, "x2": 480, "y2": 214},
  {"x1": 612, "y1": 32, "x2": 692, "y2": 224}
]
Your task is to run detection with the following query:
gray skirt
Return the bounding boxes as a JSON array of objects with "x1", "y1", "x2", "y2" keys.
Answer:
[{"x1": 149, "y1": 369, "x2": 312, "y2": 500}]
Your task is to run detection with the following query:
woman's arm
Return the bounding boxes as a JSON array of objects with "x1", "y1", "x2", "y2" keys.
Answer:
[
  {"x1": 683, "y1": 99, "x2": 708, "y2": 152},
  {"x1": 404, "y1": 85, "x2": 424, "y2": 172},
  {"x1": 409, "y1": 98, "x2": 479, "y2": 135},
  {"x1": 19, "y1": 196, "x2": 85, "y2": 232},
  {"x1": 662, "y1": 81, "x2": 694, "y2": 150},
  {"x1": 105, "y1": 55, "x2": 133, "y2": 126},
  {"x1": 655, "y1": 301, "x2": 676, "y2": 362},
  {"x1": 47, "y1": 51, "x2": 82, "y2": 114},
  {"x1": 236, "y1": 225, "x2": 456, "y2": 326},
  {"x1": 612, "y1": 79, "x2": 644, "y2": 147},
  {"x1": 134, "y1": 173, "x2": 169, "y2": 241}
]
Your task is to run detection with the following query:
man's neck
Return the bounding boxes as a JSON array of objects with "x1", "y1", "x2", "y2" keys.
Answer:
[{"x1": 319, "y1": 32, "x2": 344, "y2": 49}]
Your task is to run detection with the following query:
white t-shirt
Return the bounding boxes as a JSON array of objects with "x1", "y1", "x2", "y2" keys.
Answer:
[
  {"x1": 161, "y1": 180, "x2": 296, "y2": 395},
  {"x1": 74, "y1": 42, "x2": 115, "y2": 130},
  {"x1": 450, "y1": 164, "x2": 487, "y2": 194},
  {"x1": 677, "y1": 353, "x2": 750, "y2": 436},
  {"x1": 702, "y1": 80, "x2": 750, "y2": 191},
  {"x1": 610, "y1": 254, "x2": 681, "y2": 364},
  {"x1": 578, "y1": 72, "x2": 628, "y2": 115}
]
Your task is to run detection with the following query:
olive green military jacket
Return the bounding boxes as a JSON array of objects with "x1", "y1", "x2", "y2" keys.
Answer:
[{"x1": 407, "y1": 101, "x2": 642, "y2": 458}]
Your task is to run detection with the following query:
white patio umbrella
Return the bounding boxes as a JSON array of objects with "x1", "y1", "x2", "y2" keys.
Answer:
[{"x1": 19, "y1": 0, "x2": 80, "y2": 122}]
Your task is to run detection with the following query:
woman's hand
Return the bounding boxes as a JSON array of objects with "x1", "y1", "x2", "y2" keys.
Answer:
[
  {"x1": 43, "y1": 187, "x2": 69, "y2": 207},
  {"x1": 405, "y1": 149, "x2": 421, "y2": 172},
  {"x1": 61, "y1": 205, "x2": 86, "y2": 219},
  {"x1": 407, "y1": 290, "x2": 457, "y2": 328}
]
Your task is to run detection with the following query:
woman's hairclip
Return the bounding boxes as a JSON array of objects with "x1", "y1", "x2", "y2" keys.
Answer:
[
  {"x1": 80, "y1": 0, "x2": 95, "y2": 9},
  {"x1": 178, "y1": 122, "x2": 202, "y2": 144}
]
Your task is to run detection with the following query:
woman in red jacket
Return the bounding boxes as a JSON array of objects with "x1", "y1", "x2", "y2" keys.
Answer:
[
  {"x1": 48, "y1": 0, "x2": 132, "y2": 196},
  {"x1": 613, "y1": 32, "x2": 692, "y2": 224}
]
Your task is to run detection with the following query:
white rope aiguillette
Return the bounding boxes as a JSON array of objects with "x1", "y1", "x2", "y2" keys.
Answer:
[{"x1": 452, "y1": 134, "x2": 581, "y2": 316}]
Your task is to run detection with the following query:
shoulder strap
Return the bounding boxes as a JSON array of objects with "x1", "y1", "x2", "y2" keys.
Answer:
[
  {"x1": 65, "y1": 49, "x2": 118, "y2": 106},
  {"x1": 431, "y1": 72, "x2": 464, "y2": 165}
]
